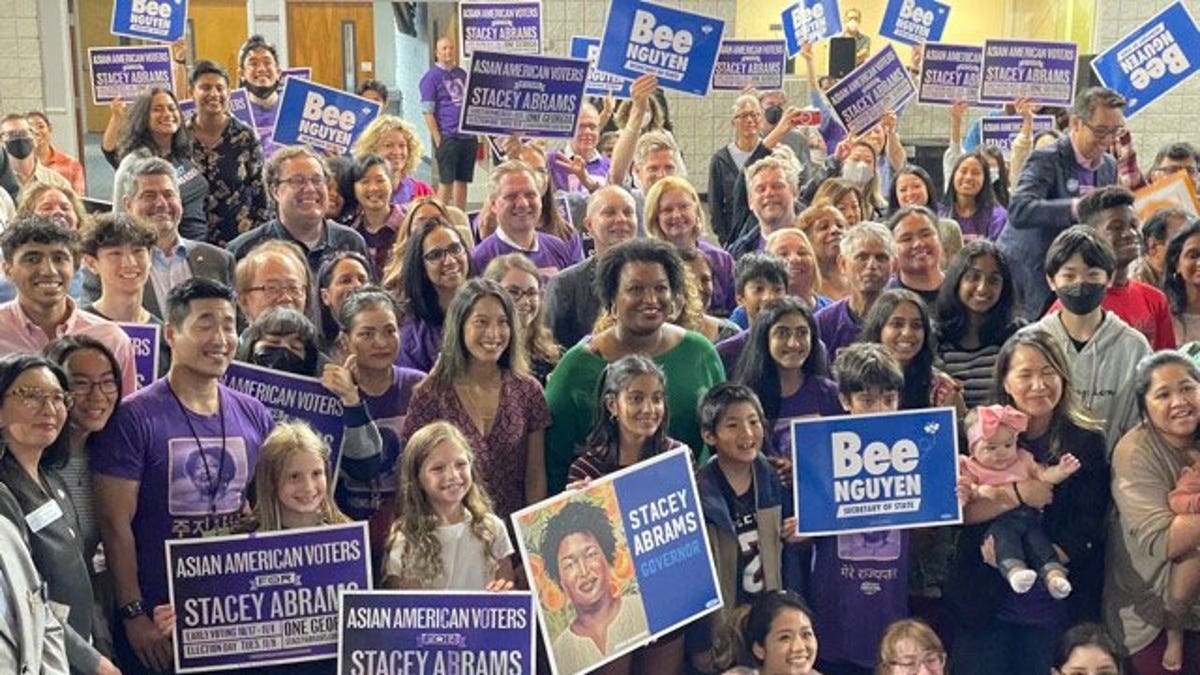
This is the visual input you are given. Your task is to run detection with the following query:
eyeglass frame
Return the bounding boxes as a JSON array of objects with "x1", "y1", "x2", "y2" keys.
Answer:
[
  {"x1": 244, "y1": 283, "x2": 308, "y2": 299},
  {"x1": 5, "y1": 387, "x2": 74, "y2": 410}
]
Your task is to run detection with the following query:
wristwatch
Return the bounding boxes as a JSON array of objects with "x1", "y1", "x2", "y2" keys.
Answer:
[{"x1": 119, "y1": 599, "x2": 148, "y2": 620}]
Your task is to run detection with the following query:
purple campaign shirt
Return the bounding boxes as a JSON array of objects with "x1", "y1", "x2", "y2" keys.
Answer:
[
  {"x1": 716, "y1": 329, "x2": 749, "y2": 376},
  {"x1": 938, "y1": 203, "x2": 1008, "y2": 241},
  {"x1": 814, "y1": 298, "x2": 863, "y2": 362},
  {"x1": 769, "y1": 377, "x2": 845, "y2": 457},
  {"x1": 811, "y1": 530, "x2": 910, "y2": 667},
  {"x1": 88, "y1": 378, "x2": 274, "y2": 608},
  {"x1": 546, "y1": 148, "x2": 611, "y2": 195},
  {"x1": 697, "y1": 239, "x2": 736, "y2": 314},
  {"x1": 419, "y1": 64, "x2": 469, "y2": 137},
  {"x1": 249, "y1": 98, "x2": 280, "y2": 159},
  {"x1": 472, "y1": 230, "x2": 580, "y2": 278},
  {"x1": 337, "y1": 365, "x2": 425, "y2": 520},
  {"x1": 398, "y1": 318, "x2": 443, "y2": 374}
]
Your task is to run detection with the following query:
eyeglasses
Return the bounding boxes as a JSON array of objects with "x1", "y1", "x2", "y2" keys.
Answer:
[
  {"x1": 504, "y1": 286, "x2": 541, "y2": 302},
  {"x1": 6, "y1": 387, "x2": 72, "y2": 410},
  {"x1": 734, "y1": 111, "x2": 763, "y2": 122},
  {"x1": 1081, "y1": 120, "x2": 1125, "y2": 141},
  {"x1": 70, "y1": 379, "x2": 119, "y2": 397},
  {"x1": 422, "y1": 241, "x2": 465, "y2": 264},
  {"x1": 246, "y1": 283, "x2": 307, "y2": 299},
  {"x1": 891, "y1": 652, "x2": 945, "y2": 674},
  {"x1": 277, "y1": 175, "x2": 326, "y2": 189}
]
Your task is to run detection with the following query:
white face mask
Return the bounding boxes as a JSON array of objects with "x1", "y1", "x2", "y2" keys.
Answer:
[{"x1": 842, "y1": 161, "x2": 873, "y2": 187}]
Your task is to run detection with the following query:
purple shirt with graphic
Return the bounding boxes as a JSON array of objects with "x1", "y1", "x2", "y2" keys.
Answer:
[
  {"x1": 89, "y1": 378, "x2": 274, "y2": 608},
  {"x1": 249, "y1": 98, "x2": 280, "y2": 159},
  {"x1": 471, "y1": 230, "x2": 580, "y2": 278},
  {"x1": 419, "y1": 64, "x2": 469, "y2": 137},
  {"x1": 546, "y1": 149, "x2": 611, "y2": 195}
]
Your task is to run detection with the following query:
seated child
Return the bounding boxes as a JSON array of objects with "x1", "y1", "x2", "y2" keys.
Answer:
[{"x1": 959, "y1": 404, "x2": 1080, "y2": 598}]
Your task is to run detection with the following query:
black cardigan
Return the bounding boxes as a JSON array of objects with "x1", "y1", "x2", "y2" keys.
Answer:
[{"x1": 944, "y1": 420, "x2": 1111, "y2": 627}]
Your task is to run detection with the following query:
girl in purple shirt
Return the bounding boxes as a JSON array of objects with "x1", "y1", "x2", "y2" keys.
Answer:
[{"x1": 940, "y1": 151, "x2": 1008, "y2": 242}]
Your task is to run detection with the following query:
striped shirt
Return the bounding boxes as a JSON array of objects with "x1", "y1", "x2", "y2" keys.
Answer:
[{"x1": 938, "y1": 341, "x2": 1002, "y2": 409}]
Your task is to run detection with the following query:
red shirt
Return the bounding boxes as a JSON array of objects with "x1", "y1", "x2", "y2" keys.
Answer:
[{"x1": 1047, "y1": 279, "x2": 1176, "y2": 350}]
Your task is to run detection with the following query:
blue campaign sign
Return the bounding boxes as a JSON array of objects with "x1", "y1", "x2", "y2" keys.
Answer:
[
  {"x1": 460, "y1": 51, "x2": 589, "y2": 139},
  {"x1": 595, "y1": 0, "x2": 726, "y2": 97},
  {"x1": 111, "y1": 0, "x2": 187, "y2": 43},
  {"x1": 512, "y1": 447, "x2": 721, "y2": 675},
  {"x1": 337, "y1": 591, "x2": 536, "y2": 675},
  {"x1": 117, "y1": 323, "x2": 160, "y2": 390},
  {"x1": 879, "y1": 0, "x2": 949, "y2": 47},
  {"x1": 571, "y1": 35, "x2": 633, "y2": 99},
  {"x1": 979, "y1": 39, "x2": 1078, "y2": 106},
  {"x1": 168, "y1": 523, "x2": 370, "y2": 673},
  {"x1": 792, "y1": 408, "x2": 961, "y2": 536},
  {"x1": 782, "y1": 0, "x2": 842, "y2": 56},
  {"x1": 1091, "y1": 2, "x2": 1200, "y2": 119},
  {"x1": 272, "y1": 78, "x2": 381, "y2": 155},
  {"x1": 824, "y1": 43, "x2": 916, "y2": 135},
  {"x1": 222, "y1": 362, "x2": 346, "y2": 473},
  {"x1": 917, "y1": 43, "x2": 984, "y2": 105},
  {"x1": 712, "y1": 40, "x2": 787, "y2": 91},
  {"x1": 980, "y1": 114, "x2": 1057, "y2": 157}
]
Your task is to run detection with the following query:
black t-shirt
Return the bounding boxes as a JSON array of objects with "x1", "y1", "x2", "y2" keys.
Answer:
[{"x1": 718, "y1": 470, "x2": 762, "y2": 605}]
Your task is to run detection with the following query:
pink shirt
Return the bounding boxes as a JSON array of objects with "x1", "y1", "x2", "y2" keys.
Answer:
[
  {"x1": 960, "y1": 449, "x2": 1040, "y2": 486},
  {"x1": 0, "y1": 299, "x2": 137, "y2": 394}
]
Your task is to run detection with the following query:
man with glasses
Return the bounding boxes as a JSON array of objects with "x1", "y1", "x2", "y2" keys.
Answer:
[
  {"x1": 234, "y1": 239, "x2": 311, "y2": 325},
  {"x1": 227, "y1": 146, "x2": 369, "y2": 279},
  {"x1": 0, "y1": 217, "x2": 136, "y2": 392},
  {"x1": 0, "y1": 113, "x2": 71, "y2": 194},
  {"x1": 82, "y1": 157, "x2": 235, "y2": 321},
  {"x1": 1146, "y1": 141, "x2": 1200, "y2": 184},
  {"x1": 1000, "y1": 87, "x2": 1124, "y2": 319},
  {"x1": 547, "y1": 103, "x2": 610, "y2": 196}
]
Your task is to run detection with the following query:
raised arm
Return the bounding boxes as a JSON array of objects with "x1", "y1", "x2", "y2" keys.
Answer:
[{"x1": 608, "y1": 74, "x2": 658, "y2": 187}]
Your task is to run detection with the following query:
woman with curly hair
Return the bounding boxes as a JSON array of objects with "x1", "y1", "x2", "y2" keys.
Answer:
[{"x1": 352, "y1": 114, "x2": 434, "y2": 209}]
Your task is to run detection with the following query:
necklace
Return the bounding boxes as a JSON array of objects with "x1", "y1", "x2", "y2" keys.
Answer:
[{"x1": 167, "y1": 380, "x2": 227, "y2": 516}]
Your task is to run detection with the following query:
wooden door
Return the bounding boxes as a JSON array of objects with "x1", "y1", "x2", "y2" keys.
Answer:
[
  {"x1": 188, "y1": 0, "x2": 250, "y2": 78},
  {"x1": 286, "y1": 2, "x2": 376, "y2": 91}
]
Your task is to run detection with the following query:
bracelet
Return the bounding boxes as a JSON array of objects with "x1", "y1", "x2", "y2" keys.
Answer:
[
  {"x1": 119, "y1": 599, "x2": 148, "y2": 621},
  {"x1": 1012, "y1": 482, "x2": 1026, "y2": 507}
]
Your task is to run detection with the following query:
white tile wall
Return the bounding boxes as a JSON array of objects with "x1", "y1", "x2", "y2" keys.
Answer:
[
  {"x1": 0, "y1": 0, "x2": 44, "y2": 114},
  {"x1": 1092, "y1": 0, "x2": 1200, "y2": 162}
]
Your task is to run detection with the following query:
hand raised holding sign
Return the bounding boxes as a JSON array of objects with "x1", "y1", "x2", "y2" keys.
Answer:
[
  {"x1": 321, "y1": 355, "x2": 361, "y2": 407},
  {"x1": 628, "y1": 73, "x2": 659, "y2": 118}
]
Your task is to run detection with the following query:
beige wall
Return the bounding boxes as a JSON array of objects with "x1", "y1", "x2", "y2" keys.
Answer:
[{"x1": 0, "y1": 0, "x2": 45, "y2": 116}]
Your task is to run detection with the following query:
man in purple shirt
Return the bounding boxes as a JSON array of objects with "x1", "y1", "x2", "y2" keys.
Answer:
[
  {"x1": 814, "y1": 221, "x2": 895, "y2": 361},
  {"x1": 472, "y1": 161, "x2": 579, "y2": 276},
  {"x1": 547, "y1": 103, "x2": 610, "y2": 195},
  {"x1": 420, "y1": 37, "x2": 476, "y2": 210},
  {"x1": 92, "y1": 279, "x2": 274, "y2": 674},
  {"x1": 237, "y1": 35, "x2": 283, "y2": 159}
]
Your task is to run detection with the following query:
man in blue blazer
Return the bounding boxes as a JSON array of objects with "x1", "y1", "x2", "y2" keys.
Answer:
[{"x1": 998, "y1": 87, "x2": 1125, "y2": 319}]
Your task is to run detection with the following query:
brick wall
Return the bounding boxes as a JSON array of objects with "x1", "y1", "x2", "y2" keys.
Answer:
[{"x1": 0, "y1": 0, "x2": 44, "y2": 114}]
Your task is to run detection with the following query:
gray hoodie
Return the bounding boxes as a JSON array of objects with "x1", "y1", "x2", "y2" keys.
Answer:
[{"x1": 1024, "y1": 311, "x2": 1151, "y2": 456}]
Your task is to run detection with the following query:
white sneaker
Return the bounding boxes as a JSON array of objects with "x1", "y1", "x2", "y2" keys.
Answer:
[{"x1": 1008, "y1": 569, "x2": 1037, "y2": 593}]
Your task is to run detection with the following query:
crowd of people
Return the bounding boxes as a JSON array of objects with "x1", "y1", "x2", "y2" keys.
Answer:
[{"x1": 0, "y1": 11, "x2": 1198, "y2": 675}]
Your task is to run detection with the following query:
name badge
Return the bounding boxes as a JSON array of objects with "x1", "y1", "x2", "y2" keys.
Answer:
[{"x1": 25, "y1": 499, "x2": 63, "y2": 534}]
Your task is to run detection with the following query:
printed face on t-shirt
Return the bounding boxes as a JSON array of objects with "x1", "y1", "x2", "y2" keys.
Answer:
[{"x1": 168, "y1": 437, "x2": 249, "y2": 517}]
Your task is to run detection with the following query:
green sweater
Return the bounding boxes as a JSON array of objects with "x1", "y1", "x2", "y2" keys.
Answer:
[{"x1": 544, "y1": 331, "x2": 725, "y2": 494}]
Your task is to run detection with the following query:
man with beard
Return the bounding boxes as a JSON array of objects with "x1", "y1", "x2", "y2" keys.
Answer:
[
  {"x1": 814, "y1": 221, "x2": 895, "y2": 361},
  {"x1": 730, "y1": 156, "x2": 801, "y2": 258},
  {"x1": 237, "y1": 35, "x2": 284, "y2": 159}
]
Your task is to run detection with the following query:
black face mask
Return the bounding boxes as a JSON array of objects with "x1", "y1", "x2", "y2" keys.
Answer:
[
  {"x1": 4, "y1": 137, "x2": 34, "y2": 160},
  {"x1": 763, "y1": 105, "x2": 783, "y2": 126},
  {"x1": 252, "y1": 346, "x2": 313, "y2": 375},
  {"x1": 1055, "y1": 282, "x2": 1107, "y2": 315},
  {"x1": 241, "y1": 79, "x2": 278, "y2": 100}
]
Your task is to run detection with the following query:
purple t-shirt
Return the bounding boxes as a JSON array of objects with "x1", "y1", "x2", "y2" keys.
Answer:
[
  {"x1": 814, "y1": 298, "x2": 862, "y2": 362},
  {"x1": 398, "y1": 318, "x2": 443, "y2": 374},
  {"x1": 546, "y1": 149, "x2": 611, "y2": 195},
  {"x1": 769, "y1": 377, "x2": 845, "y2": 457},
  {"x1": 472, "y1": 231, "x2": 580, "y2": 279},
  {"x1": 939, "y1": 203, "x2": 1008, "y2": 241},
  {"x1": 419, "y1": 64, "x2": 468, "y2": 137},
  {"x1": 717, "y1": 329, "x2": 750, "y2": 376},
  {"x1": 697, "y1": 239, "x2": 736, "y2": 314},
  {"x1": 353, "y1": 205, "x2": 404, "y2": 278},
  {"x1": 811, "y1": 530, "x2": 910, "y2": 667},
  {"x1": 89, "y1": 378, "x2": 274, "y2": 607},
  {"x1": 336, "y1": 365, "x2": 425, "y2": 519},
  {"x1": 249, "y1": 98, "x2": 280, "y2": 159}
]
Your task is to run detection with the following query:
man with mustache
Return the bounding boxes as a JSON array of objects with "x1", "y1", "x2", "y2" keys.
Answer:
[{"x1": 814, "y1": 221, "x2": 896, "y2": 361}]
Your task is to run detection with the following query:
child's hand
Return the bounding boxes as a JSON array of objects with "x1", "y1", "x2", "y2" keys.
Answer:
[
  {"x1": 1042, "y1": 454, "x2": 1081, "y2": 484},
  {"x1": 152, "y1": 604, "x2": 176, "y2": 638},
  {"x1": 781, "y1": 516, "x2": 808, "y2": 543},
  {"x1": 484, "y1": 578, "x2": 515, "y2": 593},
  {"x1": 979, "y1": 535, "x2": 997, "y2": 568},
  {"x1": 563, "y1": 477, "x2": 592, "y2": 492},
  {"x1": 955, "y1": 478, "x2": 972, "y2": 507},
  {"x1": 766, "y1": 455, "x2": 793, "y2": 490}
]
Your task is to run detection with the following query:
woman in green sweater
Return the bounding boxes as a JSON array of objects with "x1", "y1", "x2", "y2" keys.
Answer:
[{"x1": 544, "y1": 239, "x2": 725, "y2": 494}]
